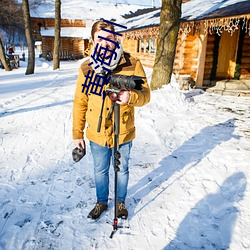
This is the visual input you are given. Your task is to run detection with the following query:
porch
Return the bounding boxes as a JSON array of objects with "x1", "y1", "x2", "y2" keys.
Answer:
[{"x1": 205, "y1": 79, "x2": 250, "y2": 97}]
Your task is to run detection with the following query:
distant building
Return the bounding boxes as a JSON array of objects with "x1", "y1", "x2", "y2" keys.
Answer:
[{"x1": 30, "y1": 1, "x2": 151, "y2": 60}]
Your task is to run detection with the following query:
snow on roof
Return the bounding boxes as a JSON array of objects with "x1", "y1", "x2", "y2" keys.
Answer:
[
  {"x1": 118, "y1": 8, "x2": 160, "y2": 31},
  {"x1": 40, "y1": 27, "x2": 91, "y2": 39},
  {"x1": 91, "y1": 0, "x2": 161, "y2": 7},
  {"x1": 30, "y1": 0, "x2": 151, "y2": 20},
  {"x1": 182, "y1": 0, "x2": 250, "y2": 21},
  {"x1": 31, "y1": 0, "x2": 250, "y2": 36},
  {"x1": 117, "y1": 0, "x2": 250, "y2": 32}
]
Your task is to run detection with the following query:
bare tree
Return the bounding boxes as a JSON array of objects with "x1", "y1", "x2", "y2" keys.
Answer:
[
  {"x1": 151, "y1": 0, "x2": 182, "y2": 90},
  {"x1": 0, "y1": 37, "x2": 11, "y2": 71},
  {"x1": 22, "y1": 0, "x2": 35, "y2": 75},
  {"x1": 29, "y1": 0, "x2": 47, "y2": 8},
  {"x1": 53, "y1": 0, "x2": 61, "y2": 70},
  {"x1": 0, "y1": 0, "x2": 24, "y2": 36},
  {"x1": 0, "y1": 0, "x2": 23, "y2": 71}
]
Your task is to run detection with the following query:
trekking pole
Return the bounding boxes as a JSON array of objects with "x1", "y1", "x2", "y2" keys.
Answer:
[{"x1": 110, "y1": 101, "x2": 121, "y2": 238}]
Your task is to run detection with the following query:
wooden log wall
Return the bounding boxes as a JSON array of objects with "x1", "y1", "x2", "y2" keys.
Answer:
[
  {"x1": 173, "y1": 34, "x2": 199, "y2": 80},
  {"x1": 121, "y1": 39, "x2": 156, "y2": 68},
  {"x1": 183, "y1": 35, "x2": 198, "y2": 79},
  {"x1": 32, "y1": 18, "x2": 86, "y2": 29},
  {"x1": 61, "y1": 38, "x2": 74, "y2": 52},
  {"x1": 41, "y1": 37, "x2": 87, "y2": 59},
  {"x1": 72, "y1": 38, "x2": 88, "y2": 56},
  {"x1": 122, "y1": 39, "x2": 137, "y2": 54},
  {"x1": 173, "y1": 34, "x2": 185, "y2": 75},
  {"x1": 134, "y1": 53, "x2": 155, "y2": 68},
  {"x1": 122, "y1": 32, "x2": 200, "y2": 77},
  {"x1": 41, "y1": 37, "x2": 53, "y2": 58}
]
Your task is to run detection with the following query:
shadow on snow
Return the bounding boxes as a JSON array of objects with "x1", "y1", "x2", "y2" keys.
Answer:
[
  {"x1": 164, "y1": 172, "x2": 247, "y2": 249},
  {"x1": 0, "y1": 100, "x2": 73, "y2": 117},
  {"x1": 128, "y1": 118, "x2": 239, "y2": 213}
]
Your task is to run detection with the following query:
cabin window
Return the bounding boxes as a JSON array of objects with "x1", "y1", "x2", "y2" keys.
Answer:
[
  {"x1": 137, "y1": 38, "x2": 156, "y2": 54},
  {"x1": 137, "y1": 38, "x2": 144, "y2": 53},
  {"x1": 146, "y1": 38, "x2": 150, "y2": 52},
  {"x1": 150, "y1": 38, "x2": 155, "y2": 53}
]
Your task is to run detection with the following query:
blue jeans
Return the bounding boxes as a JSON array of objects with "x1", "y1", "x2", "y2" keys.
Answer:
[{"x1": 90, "y1": 141, "x2": 132, "y2": 205}]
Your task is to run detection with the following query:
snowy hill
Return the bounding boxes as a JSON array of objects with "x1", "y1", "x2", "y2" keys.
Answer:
[{"x1": 30, "y1": 0, "x2": 152, "y2": 20}]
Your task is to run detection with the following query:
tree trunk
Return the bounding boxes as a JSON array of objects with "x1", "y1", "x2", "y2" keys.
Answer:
[
  {"x1": 22, "y1": 0, "x2": 35, "y2": 75},
  {"x1": 0, "y1": 37, "x2": 11, "y2": 71},
  {"x1": 53, "y1": 0, "x2": 61, "y2": 70},
  {"x1": 151, "y1": 0, "x2": 182, "y2": 90}
]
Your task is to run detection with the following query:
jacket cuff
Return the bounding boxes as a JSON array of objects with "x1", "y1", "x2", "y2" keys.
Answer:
[
  {"x1": 72, "y1": 130, "x2": 84, "y2": 140},
  {"x1": 128, "y1": 90, "x2": 136, "y2": 106}
]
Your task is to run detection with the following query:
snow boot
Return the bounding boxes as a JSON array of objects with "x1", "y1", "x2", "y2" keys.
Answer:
[
  {"x1": 117, "y1": 202, "x2": 128, "y2": 219},
  {"x1": 87, "y1": 202, "x2": 108, "y2": 220}
]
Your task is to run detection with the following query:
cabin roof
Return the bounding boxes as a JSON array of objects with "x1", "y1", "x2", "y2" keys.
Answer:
[
  {"x1": 117, "y1": 0, "x2": 250, "y2": 31},
  {"x1": 182, "y1": 0, "x2": 250, "y2": 21},
  {"x1": 40, "y1": 27, "x2": 92, "y2": 39}
]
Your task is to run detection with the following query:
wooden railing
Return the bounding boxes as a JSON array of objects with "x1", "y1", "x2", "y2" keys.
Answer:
[{"x1": 46, "y1": 51, "x2": 83, "y2": 61}]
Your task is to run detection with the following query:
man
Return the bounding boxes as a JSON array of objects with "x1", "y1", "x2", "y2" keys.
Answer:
[{"x1": 72, "y1": 20, "x2": 150, "y2": 220}]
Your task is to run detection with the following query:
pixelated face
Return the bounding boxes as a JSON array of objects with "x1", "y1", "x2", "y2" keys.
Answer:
[{"x1": 93, "y1": 28, "x2": 117, "y2": 57}]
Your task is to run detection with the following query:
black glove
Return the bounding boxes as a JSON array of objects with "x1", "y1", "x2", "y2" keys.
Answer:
[{"x1": 72, "y1": 146, "x2": 86, "y2": 162}]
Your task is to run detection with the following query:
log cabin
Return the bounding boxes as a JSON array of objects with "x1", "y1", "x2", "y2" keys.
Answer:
[
  {"x1": 31, "y1": 18, "x2": 91, "y2": 60},
  {"x1": 118, "y1": 0, "x2": 250, "y2": 93}
]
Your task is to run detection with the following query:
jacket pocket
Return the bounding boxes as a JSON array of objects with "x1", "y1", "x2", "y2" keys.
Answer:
[{"x1": 120, "y1": 106, "x2": 134, "y2": 134}]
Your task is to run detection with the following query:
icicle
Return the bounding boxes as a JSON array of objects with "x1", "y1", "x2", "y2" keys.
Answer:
[{"x1": 179, "y1": 15, "x2": 250, "y2": 37}]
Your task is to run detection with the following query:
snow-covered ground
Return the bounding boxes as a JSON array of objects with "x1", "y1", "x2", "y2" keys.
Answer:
[{"x1": 0, "y1": 50, "x2": 250, "y2": 250}]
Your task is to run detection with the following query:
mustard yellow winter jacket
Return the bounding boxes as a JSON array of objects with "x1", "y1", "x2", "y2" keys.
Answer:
[{"x1": 72, "y1": 52, "x2": 150, "y2": 148}]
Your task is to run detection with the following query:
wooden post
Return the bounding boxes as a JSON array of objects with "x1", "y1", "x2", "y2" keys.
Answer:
[
  {"x1": 144, "y1": 38, "x2": 146, "y2": 54},
  {"x1": 149, "y1": 38, "x2": 152, "y2": 53},
  {"x1": 195, "y1": 32, "x2": 207, "y2": 88},
  {"x1": 139, "y1": 39, "x2": 142, "y2": 53}
]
